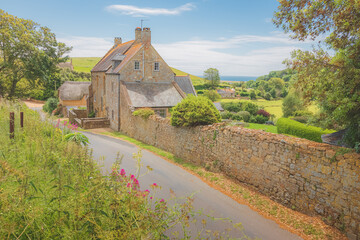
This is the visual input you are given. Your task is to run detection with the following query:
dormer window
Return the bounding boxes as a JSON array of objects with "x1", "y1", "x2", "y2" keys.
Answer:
[
  {"x1": 134, "y1": 61, "x2": 140, "y2": 70},
  {"x1": 154, "y1": 62, "x2": 159, "y2": 71}
]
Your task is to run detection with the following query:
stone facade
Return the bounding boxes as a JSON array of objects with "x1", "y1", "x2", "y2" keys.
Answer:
[
  {"x1": 120, "y1": 109, "x2": 360, "y2": 239},
  {"x1": 89, "y1": 27, "x2": 191, "y2": 131}
]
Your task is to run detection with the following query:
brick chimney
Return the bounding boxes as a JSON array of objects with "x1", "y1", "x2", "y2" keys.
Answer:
[
  {"x1": 135, "y1": 27, "x2": 142, "y2": 43},
  {"x1": 114, "y1": 37, "x2": 122, "y2": 46},
  {"x1": 141, "y1": 27, "x2": 151, "y2": 46}
]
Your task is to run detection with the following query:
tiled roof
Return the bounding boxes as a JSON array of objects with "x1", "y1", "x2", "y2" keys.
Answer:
[
  {"x1": 91, "y1": 40, "x2": 134, "y2": 72},
  {"x1": 58, "y1": 81, "x2": 91, "y2": 101},
  {"x1": 174, "y1": 75, "x2": 196, "y2": 96},
  {"x1": 213, "y1": 102, "x2": 224, "y2": 112},
  {"x1": 217, "y1": 88, "x2": 235, "y2": 94},
  {"x1": 107, "y1": 43, "x2": 142, "y2": 74},
  {"x1": 124, "y1": 82, "x2": 184, "y2": 108}
]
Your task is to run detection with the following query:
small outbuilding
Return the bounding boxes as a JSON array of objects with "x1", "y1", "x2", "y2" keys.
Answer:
[{"x1": 58, "y1": 81, "x2": 91, "y2": 109}]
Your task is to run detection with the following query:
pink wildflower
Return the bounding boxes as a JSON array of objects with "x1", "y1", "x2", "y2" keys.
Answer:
[
  {"x1": 153, "y1": 183, "x2": 157, "y2": 187},
  {"x1": 145, "y1": 189, "x2": 150, "y2": 193},
  {"x1": 160, "y1": 199, "x2": 165, "y2": 203},
  {"x1": 127, "y1": 183, "x2": 132, "y2": 188},
  {"x1": 150, "y1": 197, "x2": 153, "y2": 200},
  {"x1": 133, "y1": 179, "x2": 139, "y2": 186},
  {"x1": 130, "y1": 174, "x2": 135, "y2": 180},
  {"x1": 64, "y1": 120, "x2": 67, "y2": 126},
  {"x1": 120, "y1": 169, "x2": 126, "y2": 176}
]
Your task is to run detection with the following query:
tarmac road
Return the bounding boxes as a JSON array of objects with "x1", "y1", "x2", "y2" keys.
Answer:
[{"x1": 82, "y1": 131, "x2": 302, "y2": 240}]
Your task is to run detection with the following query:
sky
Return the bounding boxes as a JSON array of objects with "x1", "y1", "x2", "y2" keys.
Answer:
[{"x1": 1, "y1": 0, "x2": 313, "y2": 76}]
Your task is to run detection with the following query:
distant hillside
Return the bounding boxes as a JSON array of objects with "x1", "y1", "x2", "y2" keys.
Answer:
[
  {"x1": 71, "y1": 57, "x2": 205, "y2": 86},
  {"x1": 72, "y1": 57, "x2": 101, "y2": 73}
]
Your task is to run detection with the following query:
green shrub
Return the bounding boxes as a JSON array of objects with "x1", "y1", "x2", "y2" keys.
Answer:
[
  {"x1": 240, "y1": 91, "x2": 249, "y2": 97},
  {"x1": 291, "y1": 116, "x2": 308, "y2": 123},
  {"x1": 221, "y1": 111, "x2": 233, "y2": 119},
  {"x1": 133, "y1": 108, "x2": 155, "y2": 119},
  {"x1": 293, "y1": 110, "x2": 313, "y2": 117},
  {"x1": 255, "y1": 115, "x2": 268, "y2": 124},
  {"x1": 221, "y1": 102, "x2": 243, "y2": 112},
  {"x1": 277, "y1": 118, "x2": 334, "y2": 142},
  {"x1": 196, "y1": 90, "x2": 204, "y2": 95},
  {"x1": 171, "y1": 95, "x2": 221, "y2": 127},
  {"x1": 243, "y1": 102, "x2": 259, "y2": 115},
  {"x1": 237, "y1": 111, "x2": 251, "y2": 122},
  {"x1": 42, "y1": 97, "x2": 58, "y2": 113},
  {"x1": 203, "y1": 90, "x2": 221, "y2": 102},
  {"x1": 264, "y1": 92, "x2": 272, "y2": 100}
]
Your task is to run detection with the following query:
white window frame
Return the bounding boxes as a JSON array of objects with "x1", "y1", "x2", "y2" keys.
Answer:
[
  {"x1": 154, "y1": 62, "x2": 159, "y2": 71},
  {"x1": 134, "y1": 61, "x2": 140, "y2": 70}
]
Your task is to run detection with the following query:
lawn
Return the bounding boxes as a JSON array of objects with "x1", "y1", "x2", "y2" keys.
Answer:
[{"x1": 245, "y1": 123, "x2": 278, "y2": 133}]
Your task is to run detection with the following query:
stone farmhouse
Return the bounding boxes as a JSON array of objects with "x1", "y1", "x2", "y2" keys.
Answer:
[
  {"x1": 88, "y1": 27, "x2": 196, "y2": 131},
  {"x1": 217, "y1": 88, "x2": 236, "y2": 98}
]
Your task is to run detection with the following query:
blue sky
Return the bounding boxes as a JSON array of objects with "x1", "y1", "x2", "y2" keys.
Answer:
[{"x1": 1, "y1": 0, "x2": 312, "y2": 76}]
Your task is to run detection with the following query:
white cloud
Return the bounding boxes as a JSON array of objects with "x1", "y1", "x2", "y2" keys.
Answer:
[
  {"x1": 59, "y1": 33, "x2": 308, "y2": 76},
  {"x1": 154, "y1": 34, "x2": 308, "y2": 76},
  {"x1": 105, "y1": 3, "x2": 195, "y2": 17},
  {"x1": 58, "y1": 36, "x2": 113, "y2": 57}
]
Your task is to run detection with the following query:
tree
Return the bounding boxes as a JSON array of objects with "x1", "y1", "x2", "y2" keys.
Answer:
[
  {"x1": 264, "y1": 92, "x2": 272, "y2": 101},
  {"x1": 274, "y1": 0, "x2": 360, "y2": 146},
  {"x1": 203, "y1": 90, "x2": 221, "y2": 102},
  {"x1": 282, "y1": 92, "x2": 304, "y2": 118},
  {"x1": 0, "y1": 9, "x2": 71, "y2": 98},
  {"x1": 204, "y1": 68, "x2": 220, "y2": 89},
  {"x1": 249, "y1": 90, "x2": 256, "y2": 100},
  {"x1": 171, "y1": 95, "x2": 221, "y2": 127}
]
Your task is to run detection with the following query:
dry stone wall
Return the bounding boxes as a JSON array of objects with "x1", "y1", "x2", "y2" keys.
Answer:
[{"x1": 121, "y1": 113, "x2": 360, "y2": 239}]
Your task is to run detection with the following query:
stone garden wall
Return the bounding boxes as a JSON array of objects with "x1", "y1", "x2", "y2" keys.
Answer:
[{"x1": 121, "y1": 113, "x2": 360, "y2": 239}]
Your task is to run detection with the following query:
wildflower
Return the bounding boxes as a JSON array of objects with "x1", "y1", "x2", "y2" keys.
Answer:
[
  {"x1": 153, "y1": 183, "x2": 157, "y2": 187},
  {"x1": 64, "y1": 120, "x2": 67, "y2": 126},
  {"x1": 145, "y1": 189, "x2": 150, "y2": 193},
  {"x1": 150, "y1": 197, "x2": 153, "y2": 200},
  {"x1": 127, "y1": 183, "x2": 132, "y2": 188},
  {"x1": 133, "y1": 179, "x2": 139, "y2": 186},
  {"x1": 160, "y1": 199, "x2": 165, "y2": 203},
  {"x1": 56, "y1": 119, "x2": 60, "y2": 128},
  {"x1": 120, "y1": 169, "x2": 126, "y2": 176},
  {"x1": 130, "y1": 174, "x2": 135, "y2": 180}
]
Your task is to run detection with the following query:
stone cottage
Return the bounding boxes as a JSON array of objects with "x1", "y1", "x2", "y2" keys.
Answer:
[
  {"x1": 89, "y1": 27, "x2": 196, "y2": 131},
  {"x1": 217, "y1": 88, "x2": 236, "y2": 98}
]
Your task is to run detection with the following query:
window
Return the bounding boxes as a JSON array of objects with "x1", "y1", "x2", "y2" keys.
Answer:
[
  {"x1": 154, "y1": 62, "x2": 159, "y2": 71},
  {"x1": 155, "y1": 109, "x2": 166, "y2": 118},
  {"x1": 134, "y1": 61, "x2": 140, "y2": 70}
]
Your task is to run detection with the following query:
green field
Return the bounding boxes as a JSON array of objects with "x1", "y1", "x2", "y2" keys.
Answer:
[
  {"x1": 72, "y1": 57, "x2": 100, "y2": 72},
  {"x1": 245, "y1": 123, "x2": 278, "y2": 133},
  {"x1": 221, "y1": 98, "x2": 284, "y2": 120}
]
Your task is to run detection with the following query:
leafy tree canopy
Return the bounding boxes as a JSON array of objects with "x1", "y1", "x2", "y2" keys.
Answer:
[
  {"x1": 204, "y1": 68, "x2": 220, "y2": 89},
  {"x1": 0, "y1": 9, "x2": 71, "y2": 98},
  {"x1": 274, "y1": 0, "x2": 360, "y2": 146}
]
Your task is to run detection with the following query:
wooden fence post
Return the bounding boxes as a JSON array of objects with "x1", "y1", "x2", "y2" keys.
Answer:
[
  {"x1": 10, "y1": 112, "x2": 14, "y2": 139},
  {"x1": 20, "y1": 112, "x2": 24, "y2": 128}
]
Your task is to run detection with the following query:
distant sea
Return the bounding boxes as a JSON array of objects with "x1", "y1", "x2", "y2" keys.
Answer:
[{"x1": 220, "y1": 76, "x2": 258, "y2": 82}]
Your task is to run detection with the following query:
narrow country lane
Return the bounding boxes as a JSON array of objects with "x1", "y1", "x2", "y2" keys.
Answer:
[{"x1": 82, "y1": 131, "x2": 302, "y2": 240}]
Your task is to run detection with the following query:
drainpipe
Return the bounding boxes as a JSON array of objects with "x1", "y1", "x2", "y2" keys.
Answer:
[{"x1": 118, "y1": 74, "x2": 121, "y2": 131}]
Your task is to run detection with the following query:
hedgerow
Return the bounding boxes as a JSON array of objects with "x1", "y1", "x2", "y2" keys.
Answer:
[{"x1": 277, "y1": 118, "x2": 334, "y2": 142}]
